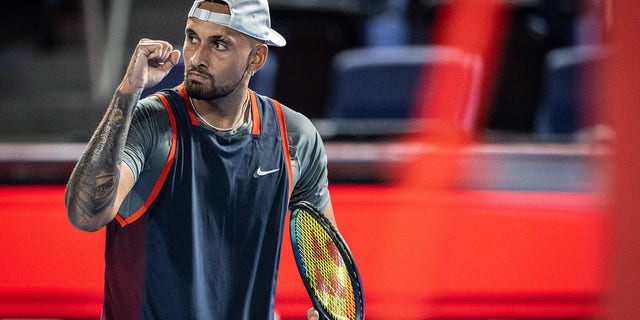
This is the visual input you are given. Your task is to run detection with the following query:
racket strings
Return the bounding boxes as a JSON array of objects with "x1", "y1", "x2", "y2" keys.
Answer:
[{"x1": 294, "y1": 209, "x2": 357, "y2": 319}]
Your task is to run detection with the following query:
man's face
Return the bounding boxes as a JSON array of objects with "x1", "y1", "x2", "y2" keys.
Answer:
[{"x1": 182, "y1": 17, "x2": 254, "y2": 100}]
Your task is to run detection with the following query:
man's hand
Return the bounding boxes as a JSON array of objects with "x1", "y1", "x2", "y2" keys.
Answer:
[
  {"x1": 120, "y1": 38, "x2": 181, "y2": 94},
  {"x1": 307, "y1": 308, "x2": 319, "y2": 320}
]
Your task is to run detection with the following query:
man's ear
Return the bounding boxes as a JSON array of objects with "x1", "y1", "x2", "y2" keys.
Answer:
[{"x1": 249, "y1": 44, "x2": 269, "y2": 74}]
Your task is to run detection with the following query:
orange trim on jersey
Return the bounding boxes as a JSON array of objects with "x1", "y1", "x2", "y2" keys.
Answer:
[
  {"x1": 272, "y1": 99, "x2": 294, "y2": 197},
  {"x1": 249, "y1": 90, "x2": 261, "y2": 135},
  {"x1": 178, "y1": 84, "x2": 200, "y2": 126},
  {"x1": 115, "y1": 93, "x2": 178, "y2": 227}
]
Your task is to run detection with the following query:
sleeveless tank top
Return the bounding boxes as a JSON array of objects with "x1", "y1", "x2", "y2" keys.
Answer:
[{"x1": 102, "y1": 85, "x2": 293, "y2": 320}]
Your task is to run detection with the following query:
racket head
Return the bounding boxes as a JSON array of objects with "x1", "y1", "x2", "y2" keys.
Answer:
[{"x1": 289, "y1": 201, "x2": 364, "y2": 320}]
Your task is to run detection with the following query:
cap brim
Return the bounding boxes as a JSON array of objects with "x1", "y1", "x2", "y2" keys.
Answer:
[{"x1": 266, "y1": 29, "x2": 286, "y2": 47}]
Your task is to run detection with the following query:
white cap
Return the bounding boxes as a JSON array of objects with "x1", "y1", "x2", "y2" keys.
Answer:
[{"x1": 188, "y1": 0, "x2": 286, "y2": 47}]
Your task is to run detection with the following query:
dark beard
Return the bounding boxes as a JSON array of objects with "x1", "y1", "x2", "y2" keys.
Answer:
[{"x1": 184, "y1": 69, "x2": 246, "y2": 100}]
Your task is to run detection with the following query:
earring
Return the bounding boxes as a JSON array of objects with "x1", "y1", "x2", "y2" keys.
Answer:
[{"x1": 249, "y1": 70, "x2": 255, "y2": 77}]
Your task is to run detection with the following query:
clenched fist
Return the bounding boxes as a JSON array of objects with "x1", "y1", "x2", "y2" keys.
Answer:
[{"x1": 119, "y1": 38, "x2": 181, "y2": 94}]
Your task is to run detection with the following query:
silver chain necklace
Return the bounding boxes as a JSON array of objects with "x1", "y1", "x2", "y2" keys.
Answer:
[{"x1": 190, "y1": 93, "x2": 249, "y2": 132}]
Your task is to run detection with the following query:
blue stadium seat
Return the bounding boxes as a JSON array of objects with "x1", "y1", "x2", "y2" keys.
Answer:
[
  {"x1": 534, "y1": 44, "x2": 609, "y2": 138},
  {"x1": 324, "y1": 45, "x2": 483, "y2": 133}
]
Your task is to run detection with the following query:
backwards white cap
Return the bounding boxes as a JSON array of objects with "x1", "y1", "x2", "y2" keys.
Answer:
[{"x1": 188, "y1": 0, "x2": 286, "y2": 47}]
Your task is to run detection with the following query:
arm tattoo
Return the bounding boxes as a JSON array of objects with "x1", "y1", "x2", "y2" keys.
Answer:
[{"x1": 65, "y1": 91, "x2": 137, "y2": 225}]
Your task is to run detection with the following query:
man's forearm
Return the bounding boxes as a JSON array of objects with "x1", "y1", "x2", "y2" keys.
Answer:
[{"x1": 65, "y1": 90, "x2": 138, "y2": 231}]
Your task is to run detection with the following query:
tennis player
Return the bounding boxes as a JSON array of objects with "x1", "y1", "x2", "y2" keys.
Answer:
[{"x1": 64, "y1": 0, "x2": 335, "y2": 318}]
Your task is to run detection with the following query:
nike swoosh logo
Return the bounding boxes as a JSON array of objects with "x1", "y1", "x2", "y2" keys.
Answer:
[{"x1": 253, "y1": 167, "x2": 280, "y2": 178}]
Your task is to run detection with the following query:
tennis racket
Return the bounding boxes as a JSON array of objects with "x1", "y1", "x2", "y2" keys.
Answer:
[{"x1": 289, "y1": 201, "x2": 365, "y2": 320}]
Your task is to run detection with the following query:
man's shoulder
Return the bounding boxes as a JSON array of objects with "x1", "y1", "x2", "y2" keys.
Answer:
[
  {"x1": 134, "y1": 95, "x2": 171, "y2": 118},
  {"x1": 253, "y1": 93, "x2": 320, "y2": 142},
  {"x1": 278, "y1": 103, "x2": 317, "y2": 136},
  {"x1": 138, "y1": 93, "x2": 169, "y2": 110}
]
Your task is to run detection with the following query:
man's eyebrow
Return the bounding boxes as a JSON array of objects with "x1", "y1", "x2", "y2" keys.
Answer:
[
  {"x1": 185, "y1": 28, "x2": 231, "y2": 41},
  {"x1": 209, "y1": 35, "x2": 227, "y2": 41}
]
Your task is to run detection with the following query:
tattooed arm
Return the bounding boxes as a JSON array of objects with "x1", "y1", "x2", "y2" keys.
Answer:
[
  {"x1": 64, "y1": 91, "x2": 138, "y2": 231},
  {"x1": 65, "y1": 39, "x2": 181, "y2": 232}
]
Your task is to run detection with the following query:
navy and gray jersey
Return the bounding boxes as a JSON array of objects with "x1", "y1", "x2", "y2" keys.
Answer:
[{"x1": 102, "y1": 85, "x2": 331, "y2": 319}]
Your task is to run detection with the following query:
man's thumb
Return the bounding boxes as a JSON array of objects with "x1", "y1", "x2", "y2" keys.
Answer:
[{"x1": 167, "y1": 50, "x2": 181, "y2": 68}]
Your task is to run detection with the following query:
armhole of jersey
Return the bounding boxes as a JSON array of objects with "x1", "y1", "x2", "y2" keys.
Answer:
[
  {"x1": 272, "y1": 99, "x2": 293, "y2": 199},
  {"x1": 115, "y1": 93, "x2": 178, "y2": 227}
]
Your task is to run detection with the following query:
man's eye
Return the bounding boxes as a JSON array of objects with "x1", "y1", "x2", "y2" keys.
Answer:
[{"x1": 214, "y1": 42, "x2": 227, "y2": 50}]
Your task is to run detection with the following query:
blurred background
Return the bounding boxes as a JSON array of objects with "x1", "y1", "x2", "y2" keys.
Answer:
[
  {"x1": 3, "y1": 0, "x2": 638, "y2": 319},
  {"x1": 0, "y1": 0, "x2": 609, "y2": 145}
]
